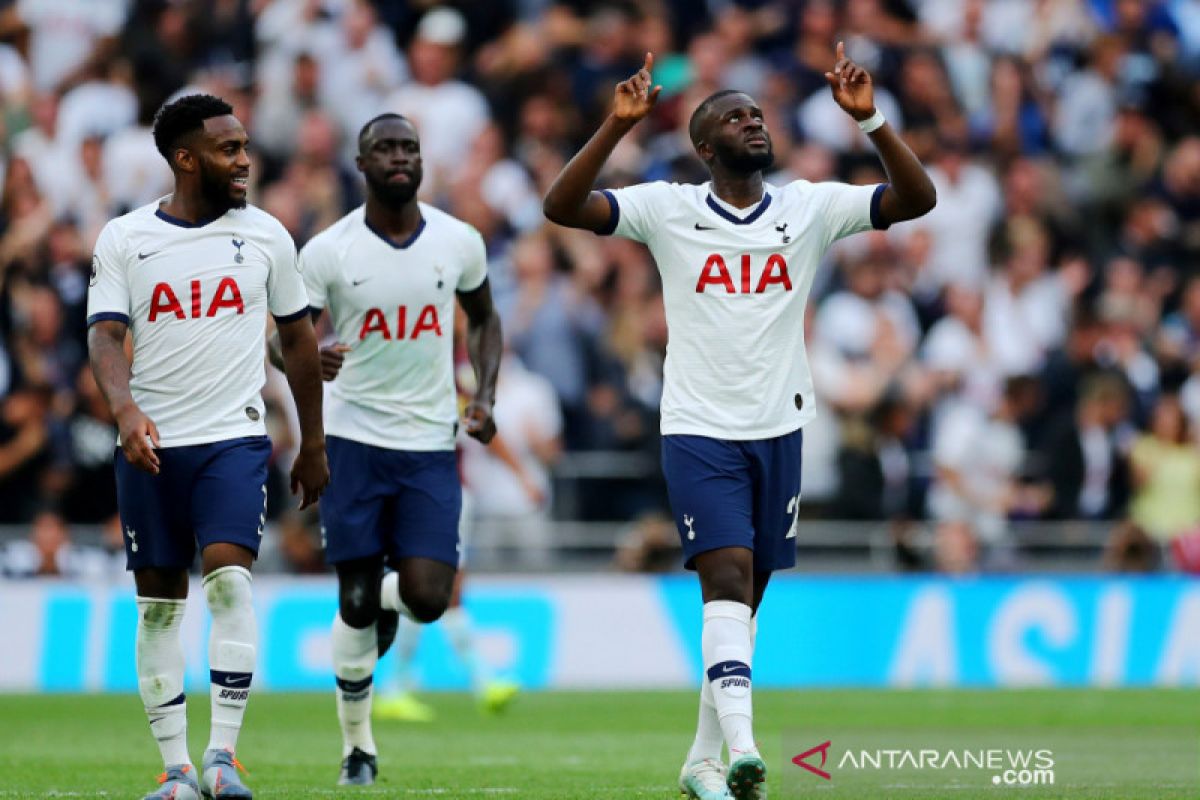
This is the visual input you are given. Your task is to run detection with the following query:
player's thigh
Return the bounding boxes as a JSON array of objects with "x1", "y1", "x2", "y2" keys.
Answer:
[
  {"x1": 661, "y1": 434, "x2": 755, "y2": 570},
  {"x1": 748, "y1": 427, "x2": 803, "y2": 573},
  {"x1": 390, "y1": 450, "x2": 462, "y2": 568},
  {"x1": 190, "y1": 436, "x2": 272, "y2": 559},
  {"x1": 115, "y1": 447, "x2": 195, "y2": 571},
  {"x1": 320, "y1": 436, "x2": 393, "y2": 564}
]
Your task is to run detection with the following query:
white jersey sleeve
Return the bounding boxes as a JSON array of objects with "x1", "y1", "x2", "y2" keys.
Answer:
[
  {"x1": 808, "y1": 182, "x2": 889, "y2": 246},
  {"x1": 86, "y1": 219, "x2": 131, "y2": 325},
  {"x1": 455, "y1": 224, "x2": 487, "y2": 292},
  {"x1": 298, "y1": 234, "x2": 335, "y2": 312},
  {"x1": 264, "y1": 222, "x2": 308, "y2": 320},
  {"x1": 600, "y1": 181, "x2": 675, "y2": 244}
]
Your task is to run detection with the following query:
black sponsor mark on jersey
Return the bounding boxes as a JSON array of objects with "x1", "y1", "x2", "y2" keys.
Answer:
[
  {"x1": 351, "y1": 277, "x2": 372, "y2": 286},
  {"x1": 694, "y1": 223, "x2": 716, "y2": 231},
  {"x1": 776, "y1": 222, "x2": 791, "y2": 243},
  {"x1": 137, "y1": 251, "x2": 159, "y2": 261},
  {"x1": 245, "y1": 407, "x2": 260, "y2": 421},
  {"x1": 90, "y1": 256, "x2": 100, "y2": 286},
  {"x1": 794, "y1": 393, "x2": 803, "y2": 410}
]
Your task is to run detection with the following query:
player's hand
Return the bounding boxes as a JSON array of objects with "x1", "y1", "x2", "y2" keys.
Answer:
[
  {"x1": 824, "y1": 41, "x2": 876, "y2": 122},
  {"x1": 320, "y1": 344, "x2": 351, "y2": 381},
  {"x1": 116, "y1": 404, "x2": 161, "y2": 475},
  {"x1": 612, "y1": 52, "x2": 662, "y2": 126},
  {"x1": 290, "y1": 442, "x2": 329, "y2": 509},
  {"x1": 463, "y1": 398, "x2": 497, "y2": 444}
]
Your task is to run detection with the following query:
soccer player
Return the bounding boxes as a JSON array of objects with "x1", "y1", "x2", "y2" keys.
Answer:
[
  {"x1": 543, "y1": 45, "x2": 936, "y2": 800},
  {"x1": 275, "y1": 112, "x2": 502, "y2": 786},
  {"x1": 86, "y1": 94, "x2": 329, "y2": 800}
]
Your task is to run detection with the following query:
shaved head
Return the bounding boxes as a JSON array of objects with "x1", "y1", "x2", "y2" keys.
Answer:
[{"x1": 688, "y1": 89, "x2": 742, "y2": 148}]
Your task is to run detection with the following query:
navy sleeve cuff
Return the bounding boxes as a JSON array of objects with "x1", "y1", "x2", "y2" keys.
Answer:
[
  {"x1": 455, "y1": 275, "x2": 489, "y2": 296},
  {"x1": 309, "y1": 306, "x2": 324, "y2": 322},
  {"x1": 86, "y1": 311, "x2": 130, "y2": 328},
  {"x1": 597, "y1": 190, "x2": 619, "y2": 236},
  {"x1": 870, "y1": 183, "x2": 890, "y2": 230},
  {"x1": 273, "y1": 307, "x2": 311, "y2": 324}
]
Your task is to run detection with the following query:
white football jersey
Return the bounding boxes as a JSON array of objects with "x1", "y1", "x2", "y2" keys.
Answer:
[
  {"x1": 86, "y1": 201, "x2": 309, "y2": 447},
  {"x1": 301, "y1": 204, "x2": 487, "y2": 451},
  {"x1": 603, "y1": 179, "x2": 887, "y2": 440}
]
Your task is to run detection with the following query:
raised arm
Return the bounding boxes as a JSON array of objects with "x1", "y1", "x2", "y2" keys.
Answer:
[
  {"x1": 457, "y1": 278, "x2": 503, "y2": 444},
  {"x1": 825, "y1": 41, "x2": 937, "y2": 224},
  {"x1": 542, "y1": 52, "x2": 662, "y2": 232},
  {"x1": 88, "y1": 320, "x2": 161, "y2": 474},
  {"x1": 276, "y1": 315, "x2": 329, "y2": 508}
]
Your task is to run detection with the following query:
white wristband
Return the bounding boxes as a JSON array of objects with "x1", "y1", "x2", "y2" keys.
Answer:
[{"x1": 857, "y1": 109, "x2": 886, "y2": 134}]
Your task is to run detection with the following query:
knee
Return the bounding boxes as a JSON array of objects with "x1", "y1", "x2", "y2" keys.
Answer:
[
  {"x1": 698, "y1": 557, "x2": 753, "y2": 605},
  {"x1": 203, "y1": 566, "x2": 253, "y2": 617},
  {"x1": 338, "y1": 575, "x2": 380, "y2": 629},
  {"x1": 400, "y1": 584, "x2": 451, "y2": 623}
]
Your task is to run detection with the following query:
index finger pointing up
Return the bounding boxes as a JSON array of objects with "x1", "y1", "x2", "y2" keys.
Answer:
[
  {"x1": 644, "y1": 51, "x2": 655, "y2": 73},
  {"x1": 836, "y1": 40, "x2": 845, "y2": 61}
]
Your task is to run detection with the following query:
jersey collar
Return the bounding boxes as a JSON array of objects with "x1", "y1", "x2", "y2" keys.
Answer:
[
  {"x1": 364, "y1": 216, "x2": 426, "y2": 249},
  {"x1": 154, "y1": 207, "x2": 222, "y2": 228},
  {"x1": 705, "y1": 186, "x2": 773, "y2": 226}
]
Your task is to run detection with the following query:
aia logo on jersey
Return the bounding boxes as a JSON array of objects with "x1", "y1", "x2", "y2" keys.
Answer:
[
  {"x1": 148, "y1": 278, "x2": 244, "y2": 321},
  {"x1": 359, "y1": 304, "x2": 442, "y2": 340},
  {"x1": 696, "y1": 254, "x2": 792, "y2": 294}
]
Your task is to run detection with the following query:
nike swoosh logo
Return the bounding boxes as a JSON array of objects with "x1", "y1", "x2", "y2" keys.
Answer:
[
  {"x1": 138, "y1": 251, "x2": 159, "y2": 260},
  {"x1": 351, "y1": 277, "x2": 371, "y2": 286},
  {"x1": 221, "y1": 675, "x2": 252, "y2": 686},
  {"x1": 722, "y1": 664, "x2": 742, "y2": 673},
  {"x1": 694, "y1": 223, "x2": 715, "y2": 230}
]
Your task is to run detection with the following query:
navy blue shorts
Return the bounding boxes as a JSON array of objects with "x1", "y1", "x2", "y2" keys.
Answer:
[
  {"x1": 320, "y1": 436, "x2": 461, "y2": 567},
  {"x1": 661, "y1": 429, "x2": 803, "y2": 572},
  {"x1": 115, "y1": 436, "x2": 271, "y2": 571}
]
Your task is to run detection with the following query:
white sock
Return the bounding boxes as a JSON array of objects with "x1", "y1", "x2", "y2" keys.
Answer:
[
  {"x1": 137, "y1": 597, "x2": 191, "y2": 768},
  {"x1": 204, "y1": 566, "x2": 257, "y2": 754},
  {"x1": 392, "y1": 617, "x2": 422, "y2": 692},
  {"x1": 380, "y1": 572, "x2": 418, "y2": 620},
  {"x1": 686, "y1": 612, "x2": 758, "y2": 764},
  {"x1": 686, "y1": 676, "x2": 724, "y2": 764},
  {"x1": 332, "y1": 613, "x2": 377, "y2": 756},
  {"x1": 702, "y1": 600, "x2": 757, "y2": 758},
  {"x1": 442, "y1": 607, "x2": 491, "y2": 693}
]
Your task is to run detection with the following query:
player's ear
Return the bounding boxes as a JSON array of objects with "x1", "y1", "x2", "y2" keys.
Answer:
[{"x1": 172, "y1": 146, "x2": 195, "y2": 174}]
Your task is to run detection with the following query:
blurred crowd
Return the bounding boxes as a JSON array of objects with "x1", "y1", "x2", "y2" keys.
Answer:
[{"x1": 2, "y1": 0, "x2": 1200, "y2": 578}]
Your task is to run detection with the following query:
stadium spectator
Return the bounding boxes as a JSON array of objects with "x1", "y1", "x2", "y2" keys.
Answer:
[
  {"x1": 385, "y1": 7, "x2": 490, "y2": 198},
  {"x1": 462, "y1": 353, "x2": 562, "y2": 565},
  {"x1": 1127, "y1": 392, "x2": 1200, "y2": 543},
  {"x1": 1040, "y1": 372, "x2": 1133, "y2": 521},
  {"x1": 928, "y1": 376, "x2": 1044, "y2": 573}
]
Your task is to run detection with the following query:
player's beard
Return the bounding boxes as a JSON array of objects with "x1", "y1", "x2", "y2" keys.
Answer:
[
  {"x1": 714, "y1": 140, "x2": 775, "y2": 174},
  {"x1": 366, "y1": 170, "x2": 421, "y2": 208},
  {"x1": 199, "y1": 164, "x2": 247, "y2": 213}
]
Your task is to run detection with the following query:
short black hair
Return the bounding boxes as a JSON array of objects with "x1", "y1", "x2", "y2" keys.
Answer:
[
  {"x1": 357, "y1": 112, "x2": 412, "y2": 153},
  {"x1": 688, "y1": 89, "x2": 743, "y2": 148},
  {"x1": 152, "y1": 94, "x2": 234, "y2": 162}
]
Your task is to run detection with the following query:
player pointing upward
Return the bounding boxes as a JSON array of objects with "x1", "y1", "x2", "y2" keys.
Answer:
[
  {"x1": 87, "y1": 94, "x2": 329, "y2": 800},
  {"x1": 543, "y1": 46, "x2": 935, "y2": 800}
]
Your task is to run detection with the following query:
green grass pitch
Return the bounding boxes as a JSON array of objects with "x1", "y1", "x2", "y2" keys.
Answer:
[{"x1": 0, "y1": 689, "x2": 1197, "y2": 798}]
